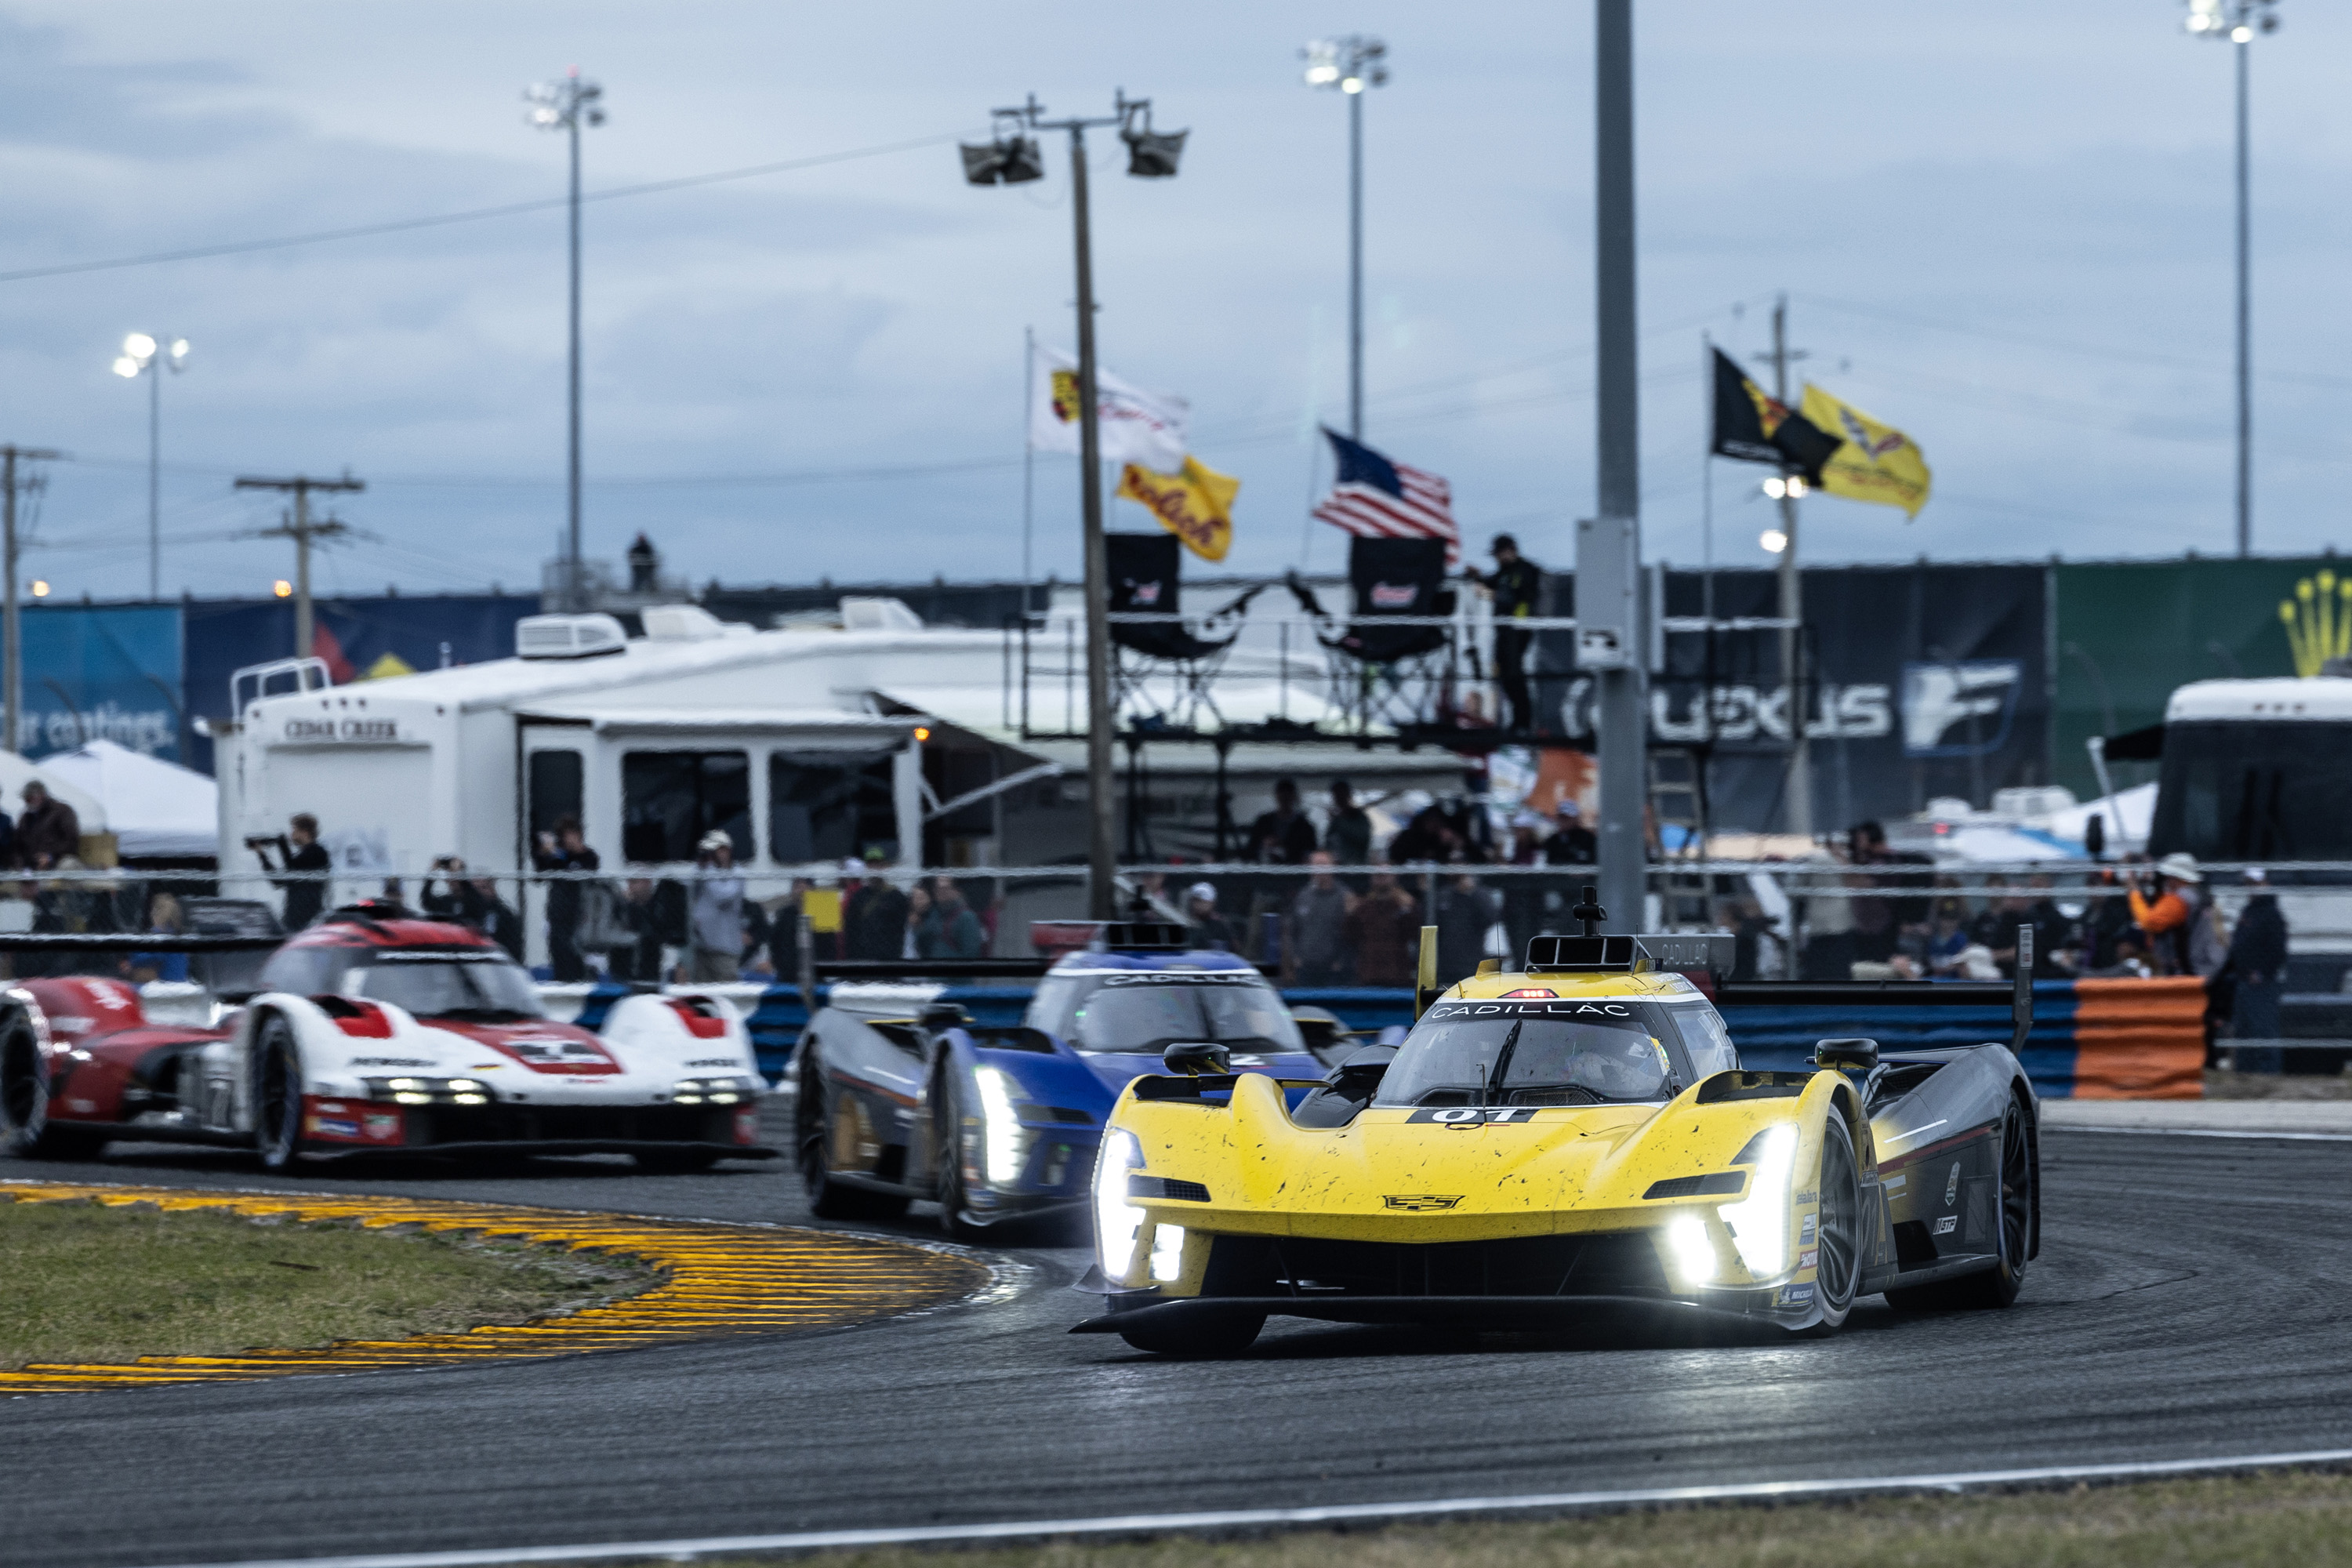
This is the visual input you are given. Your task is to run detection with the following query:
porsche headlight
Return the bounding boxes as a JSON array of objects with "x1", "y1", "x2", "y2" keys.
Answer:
[
  {"x1": 1093, "y1": 1127, "x2": 1147, "y2": 1281},
  {"x1": 673, "y1": 1075, "x2": 760, "y2": 1106},
  {"x1": 972, "y1": 1065, "x2": 1029, "y2": 1186},
  {"x1": 1722, "y1": 1123, "x2": 1798, "y2": 1279}
]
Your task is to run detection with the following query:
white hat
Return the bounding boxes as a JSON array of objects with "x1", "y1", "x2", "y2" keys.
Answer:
[
  {"x1": 1185, "y1": 881, "x2": 1218, "y2": 906},
  {"x1": 2155, "y1": 851, "x2": 2203, "y2": 884},
  {"x1": 2241, "y1": 866, "x2": 2268, "y2": 885},
  {"x1": 698, "y1": 829, "x2": 735, "y2": 854}
]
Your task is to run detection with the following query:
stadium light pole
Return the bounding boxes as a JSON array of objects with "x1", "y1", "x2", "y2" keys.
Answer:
[
  {"x1": 2184, "y1": 0, "x2": 2277, "y2": 558},
  {"x1": 110, "y1": 332, "x2": 189, "y2": 601},
  {"x1": 1301, "y1": 37, "x2": 1388, "y2": 441},
  {"x1": 961, "y1": 94, "x2": 1187, "y2": 919},
  {"x1": 526, "y1": 68, "x2": 605, "y2": 611}
]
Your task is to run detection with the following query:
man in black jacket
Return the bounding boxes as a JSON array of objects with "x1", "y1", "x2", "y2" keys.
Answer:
[
  {"x1": 532, "y1": 815, "x2": 599, "y2": 982},
  {"x1": 1468, "y1": 533, "x2": 1542, "y2": 732},
  {"x1": 274, "y1": 813, "x2": 332, "y2": 930}
]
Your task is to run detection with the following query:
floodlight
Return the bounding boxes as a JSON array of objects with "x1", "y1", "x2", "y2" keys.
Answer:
[
  {"x1": 1761, "y1": 477, "x2": 1786, "y2": 499},
  {"x1": 1341, "y1": 76, "x2": 1363, "y2": 94},
  {"x1": 1123, "y1": 125, "x2": 1186, "y2": 178},
  {"x1": 122, "y1": 332, "x2": 156, "y2": 360},
  {"x1": 30, "y1": 581, "x2": 48, "y2": 597},
  {"x1": 111, "y1": 357, "x2": 139, "y2": 379},
  {"x1": 1760, "y1": 528, "x2": 1788, "y2": 554},
  {"x1": 169, "y1": 339, "x2": 190, "y2": 361},
  {"x1": 960, "y1": 136, "x2": 1044, "y2": 185}
]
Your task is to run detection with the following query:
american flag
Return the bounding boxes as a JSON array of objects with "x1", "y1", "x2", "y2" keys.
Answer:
[{"x1": 1310, "y1": 428, "x2": 1459, "y2": 564}]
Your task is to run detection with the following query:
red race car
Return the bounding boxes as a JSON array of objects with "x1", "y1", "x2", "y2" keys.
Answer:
[{"x1": 0, "y1": 903, "x2": 777, "y2": 1171}]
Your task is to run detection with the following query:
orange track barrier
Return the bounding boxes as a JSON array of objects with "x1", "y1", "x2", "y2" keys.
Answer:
[{"x1": 2071, "y1": 977, "x2": 2207, "y2": 1100}]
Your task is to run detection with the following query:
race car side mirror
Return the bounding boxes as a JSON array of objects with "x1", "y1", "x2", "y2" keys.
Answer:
[
  {"x1": 1329, "y1": 1044, "x2": 1396, "y2": 1102},
  {"x1": 1163, "y1": 1040, "x2": 1232, "y2": 1076},
  {"x1": 1814, "y1": 1037, "x2": 1879, "y2": 1072}
]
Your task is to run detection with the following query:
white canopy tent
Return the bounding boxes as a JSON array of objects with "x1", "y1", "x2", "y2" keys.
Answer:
[{"x1": 40, "y1": 739, "x2": 216, "y2": 858}]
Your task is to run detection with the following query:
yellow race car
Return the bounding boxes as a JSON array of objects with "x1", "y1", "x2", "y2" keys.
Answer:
[{"x1": 1072, "y1": 927, "x2": 2039, "y2": 1356}]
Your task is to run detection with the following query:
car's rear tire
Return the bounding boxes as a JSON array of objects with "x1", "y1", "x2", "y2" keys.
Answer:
[
  {"x1": 252, "y1": 1016, "x2": 304, "y2": 1172},
  {"x1": 797, "y1": 1059, "x2": 909, "y2": 1222},
  {"x1": 0, "y1": 1018, "x2": 105, "y2": 1161},
  {"x1": 1115, "y1": 1310, "x2": 1265, "y2": 1359},
  {"x1": 1886, "y1": 1098, "x2": 2033, "y2": 1312},
  {"x1": 1806, "y1": 1112, "x2": 1864, "y2": 1333}
]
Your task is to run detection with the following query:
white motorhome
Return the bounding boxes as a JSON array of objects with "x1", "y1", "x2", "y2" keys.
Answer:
[{"x1": 214, "y1": 601, "x2": 1028, "y2": 956}]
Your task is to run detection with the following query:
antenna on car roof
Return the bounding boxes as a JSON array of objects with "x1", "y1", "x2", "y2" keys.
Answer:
[{"x1": 1570, "y1": 884, "x2": 1606, "y2": 938}]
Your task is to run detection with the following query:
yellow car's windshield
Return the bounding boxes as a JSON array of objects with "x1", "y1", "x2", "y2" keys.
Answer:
[{"x1": 1374, "y1": 1000, "x2": 1674, "y2": 1108}]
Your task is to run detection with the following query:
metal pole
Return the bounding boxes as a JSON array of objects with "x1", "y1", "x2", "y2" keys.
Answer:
[
  {"x1": 3, "y1": 448, "x2": 16, "y2": 754},
  {"x1": 1593, "y1": 0, "x2": 1646, "y2": 934},
  {"x1": 293, "y1": 485, "x2": 314, "y2": 661},
  {"x1": 1069, "y1": 125, "x2": 1117, "y2": 920},
  {"x1": 147, "y1": 361, "x2": 160, "y2": 602},
  {"x1": 2234, "y1": 31, "x2": 2252, "y2": 558},
  {"x1": 1022, "y1": 325, "x2": 1036, "y2": 594},
  {"x1": 1348, "y1": 85, "x2": 1363, "y2": 441},
  {"x1": 1772, "y1": 295, "x2": 1812, "y2": 841},
  {"x1": 567, "y1": 95, "x2": 584, "y2": 609}
]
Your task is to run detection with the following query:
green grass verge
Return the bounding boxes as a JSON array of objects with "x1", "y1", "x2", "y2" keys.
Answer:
[
  {"x1": 0, "y1": 1200, "x2": 656, "y2": 1367},
  {"x1": 699, "y1": 1472, "x2": 2352, "y2": 1568}
]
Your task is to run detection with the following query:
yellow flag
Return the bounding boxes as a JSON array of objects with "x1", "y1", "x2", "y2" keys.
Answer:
[
  {"x1": 1799, "y1": 385, "x2": 1932, "y2": 518},
  {"x1": 1116, "y1": 456, "x2": 1240, "y2": 562}
]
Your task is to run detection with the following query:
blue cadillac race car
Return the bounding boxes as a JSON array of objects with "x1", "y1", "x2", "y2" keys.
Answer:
[{"x1": 793, "y1": 924, "x2": 1333, "y2": 1236}]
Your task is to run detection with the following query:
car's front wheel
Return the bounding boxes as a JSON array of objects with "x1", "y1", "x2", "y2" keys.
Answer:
[
  {"x1": 0, "y1": 1016, "x2": 103, "y2": 1160},
  {"x1": 932, "y1": 1067, "x2": 989, "y2": 1242},
  {"x1": 252, "y1": 1016, "x2": 304, "y2": 1172},
  {"x1": 1806, "y1": 1112, "x2": 1864, "y2": 1333}
]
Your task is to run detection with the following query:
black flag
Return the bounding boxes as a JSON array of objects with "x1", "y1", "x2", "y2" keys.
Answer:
[{"x1": 1710, "y1": 347, "x2": 1842, "y2": 485}]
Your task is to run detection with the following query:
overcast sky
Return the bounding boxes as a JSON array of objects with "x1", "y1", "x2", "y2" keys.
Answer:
[{"x1": 0, "y1": 1, "x2": 2343, "y2": 603}]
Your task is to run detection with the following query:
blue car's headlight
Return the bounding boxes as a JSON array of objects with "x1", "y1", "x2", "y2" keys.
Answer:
[{"x1": 972, "y1": 1065, "x2": 1029, "y2": 1186}]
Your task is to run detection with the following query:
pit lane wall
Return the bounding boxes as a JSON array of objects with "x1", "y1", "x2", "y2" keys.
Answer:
[{"x1": 543, "y1": 977, "x2": 2204, "y2": 1101}]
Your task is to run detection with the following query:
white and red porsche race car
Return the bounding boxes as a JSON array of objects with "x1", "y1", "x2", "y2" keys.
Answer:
[{"x1": 0, "y1": 902, "x2": 777, "y2": 1171}]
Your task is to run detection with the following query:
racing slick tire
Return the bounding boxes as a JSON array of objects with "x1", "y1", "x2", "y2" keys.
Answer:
[
  {"x1": 932, "y1": 1065, "x2": 989, "y2": 1242},
  {"x1": 1114, "y1": 1309, "x2": 1266, "y2": 1359},
  {"x1": 796, "y1": 1058, "x2": 909, "y2": 1223},
  {"x1": 252, "y1": 1014, "x2": 306, "y2": 1172},
  {"x1": 1886, "y1": 1096, "x2": 2033, "y2": 1313},
  {"x1": 1805, "y1": 1111, "x2": 1864, "y2": 1334},
  {"x1": 0, "y1": 1014, "x2": 106, "y2": 1161}
]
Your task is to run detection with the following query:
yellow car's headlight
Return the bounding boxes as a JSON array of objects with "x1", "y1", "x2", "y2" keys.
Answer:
[
  {"x1": 1722, "y1": 1123, "x2": 1798, "y2": 1279},
  {"x1": 1093, "y1": 1127, "x2": 1146, "y2": 1281}
]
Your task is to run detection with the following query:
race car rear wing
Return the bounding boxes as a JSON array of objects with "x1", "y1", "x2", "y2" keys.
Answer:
[{"x1": 1509, "y1": 890, "x2": 2035, "y2": 1055}]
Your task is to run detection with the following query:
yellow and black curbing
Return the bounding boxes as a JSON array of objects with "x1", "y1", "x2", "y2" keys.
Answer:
[{"x1": 0, "y1": 1181, "x2": 989, "y2": 1394}]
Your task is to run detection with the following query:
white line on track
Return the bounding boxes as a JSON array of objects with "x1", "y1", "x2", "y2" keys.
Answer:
[
  {"x1": 2046, "y1": 1125, "x2": 2352, "y2": 1142},
  {"x1": 156, "y1": 1446, "x2": 2352, "y2": 1568}
]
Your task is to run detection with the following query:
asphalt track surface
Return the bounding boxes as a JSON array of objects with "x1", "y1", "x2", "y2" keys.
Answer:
[{"x1": 3, "y1": 1116, "x2": 2348, "y2": 1568}]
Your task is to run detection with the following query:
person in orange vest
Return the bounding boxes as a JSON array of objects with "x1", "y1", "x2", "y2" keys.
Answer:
[{"x1": 2129, "y1": 851, "x2": 2227, "y2": 979}]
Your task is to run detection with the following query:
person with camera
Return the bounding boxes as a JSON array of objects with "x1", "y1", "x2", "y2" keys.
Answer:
[{"x1": 261, "y1": 813, "x2": 332, "y2": 930}]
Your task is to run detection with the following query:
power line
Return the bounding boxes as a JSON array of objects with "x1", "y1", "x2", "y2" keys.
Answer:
[{"x1": 0, "y1": 132, "x2": 965, "y2": 286}]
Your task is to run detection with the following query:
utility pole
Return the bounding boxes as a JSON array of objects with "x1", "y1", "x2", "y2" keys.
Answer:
[
  {"x1": 235, "y1": 473, "x2": 364, "y2": 660},
  {"x1": 964, "y1": 93, "x2": 1185, "y2": 919},
  {"x1": 1767, "y1": 295, "x2": 1812, "y2": 842},
  {"x1": 1588, "y1": 0, "x2": 1646, "y2": 933},
  {"x1": 0, "y1": 445, "x2": 60, "y2": 755}
]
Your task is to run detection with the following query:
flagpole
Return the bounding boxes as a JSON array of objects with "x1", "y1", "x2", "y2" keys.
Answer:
[
  {"x1": 1700, "y1": 330, "x2": 1715, "y2": 622},
  {"x1": 1022, "y1": 325, "x2": 1035, "y2": 596},
  {"x1": 1770, "y1": 293, "x2": 1812, "y2": 845}
]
